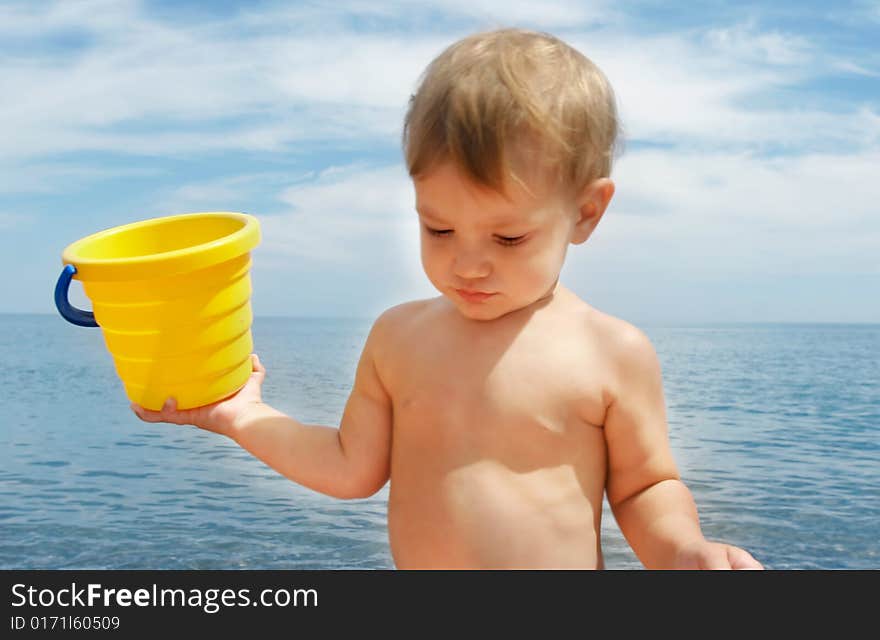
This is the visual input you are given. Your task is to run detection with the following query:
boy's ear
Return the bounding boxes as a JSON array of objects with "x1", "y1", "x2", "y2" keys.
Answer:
[{"x1": 571, "y1": 178, "x2": 615, "y2": 245}]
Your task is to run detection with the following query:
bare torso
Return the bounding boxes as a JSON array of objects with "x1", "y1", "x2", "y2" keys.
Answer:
[{"x1": 377, "y1": 285, "x2": 614, "y2": 568}]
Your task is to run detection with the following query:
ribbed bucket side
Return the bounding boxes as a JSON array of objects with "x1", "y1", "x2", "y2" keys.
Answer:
[{"x1": 83, "y1": 254, "x2": 255, "y2": 410}]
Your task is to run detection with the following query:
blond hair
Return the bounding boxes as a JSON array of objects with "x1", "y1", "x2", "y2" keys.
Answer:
[{"x1": 403, "y1": 28, "x2": 620, "y2": 198}]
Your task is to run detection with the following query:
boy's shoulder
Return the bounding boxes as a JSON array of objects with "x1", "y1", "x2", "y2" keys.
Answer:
[
  {"x1": 586, "y1": 305, "x2": 653, "y2": 352},
  {"x1": 581, "y1": 304, "x2": 662, "y2": 404},
  {"x1": 373, "y1": 297, "x2": 438, "y2": 332},
  {"x1": 574, "y1": 297, "x2": 659, "y2": 376},
  {"x1": 364, "y1": 297, "x2": 440, "y2": 352},
  {"x1": 362, "y1": 298, "x2": 442, "y2": 380},
  {"x1": 557, "y1": 286, "x2": 649, "y2": 349}
]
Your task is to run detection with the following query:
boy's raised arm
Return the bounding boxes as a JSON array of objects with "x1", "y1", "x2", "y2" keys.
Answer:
[
  {"x1": 602, "y1": 324, "x2": 762, "y2": 569},
  {"x1": 131, "y1": 313, "x2": 394, "y2": 501}
]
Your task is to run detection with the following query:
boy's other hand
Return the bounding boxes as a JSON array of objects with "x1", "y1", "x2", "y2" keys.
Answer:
[
  {"x1": 130, "y1": 353, "x2": 267, "y2": 439},
  {"x1": 673, "y1": 540, "x2": 764, "y2": 570}
]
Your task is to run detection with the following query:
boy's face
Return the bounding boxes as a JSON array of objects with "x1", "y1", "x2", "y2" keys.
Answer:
[{"x1": 414, "y1": 161, "x2": 613, "y2": 321}]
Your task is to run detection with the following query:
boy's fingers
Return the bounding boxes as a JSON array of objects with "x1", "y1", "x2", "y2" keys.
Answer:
[
  {"x1": 728, "y1": 546, "x2": 763, "y2": 570},
  {"x1": 700, "y1": 546, "x2": 732, "y2": 570},
  {"x1": 157, "y1": 398, "x2": 188, "y2": 425},
  {"x1": 130, "y1": 398, "x2": 183, "y2": 424},
  {"x1": 130, "y1": 402, "x2": 163, "y2": 423},
  {"x1": 250, "y1": 354, "x2": 267, "y2": 385}
]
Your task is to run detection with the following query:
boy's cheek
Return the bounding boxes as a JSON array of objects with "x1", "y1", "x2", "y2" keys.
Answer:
[{"x1": 420, "y1": 246, "x2": 448, "y2": 273}]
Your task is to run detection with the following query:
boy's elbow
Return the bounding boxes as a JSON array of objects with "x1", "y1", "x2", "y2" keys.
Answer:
[
  {"x1": 332, "y1": 474, "x2": 389, "y2": 500},
  {"x1": 329, "y1": 459, "x2": 389, "y2": 500}
]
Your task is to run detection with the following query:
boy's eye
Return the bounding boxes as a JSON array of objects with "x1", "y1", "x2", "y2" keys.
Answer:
[
  {"x1": 496, "y1": 234, "x2": 527, "y2": 246},
  {"x1": 423, "y1": 225, "x2": 528, "y2": 247}
]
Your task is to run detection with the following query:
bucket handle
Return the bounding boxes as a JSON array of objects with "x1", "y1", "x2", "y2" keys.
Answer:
[{"x1": 54, "y1": 264, "x2": 99, "y2": 327}]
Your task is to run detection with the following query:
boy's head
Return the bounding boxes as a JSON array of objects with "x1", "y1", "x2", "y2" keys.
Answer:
[{"x1": 403, "y1": 28, "x2": 620, "y2": 320}]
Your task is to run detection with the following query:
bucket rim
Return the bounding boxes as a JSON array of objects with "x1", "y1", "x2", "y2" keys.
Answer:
[{"x1": 61, "y1": 211, "x2": 260, "y2": 281}]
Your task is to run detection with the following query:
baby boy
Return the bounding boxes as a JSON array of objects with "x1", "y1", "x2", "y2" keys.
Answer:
[{"x1": 132, "y1": 28, "x2": 762, "y2": 569}]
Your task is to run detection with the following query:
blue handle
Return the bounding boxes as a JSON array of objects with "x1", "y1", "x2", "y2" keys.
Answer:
[{"x1": 54, "y1": 264, "x2": 98, "y2": 327}]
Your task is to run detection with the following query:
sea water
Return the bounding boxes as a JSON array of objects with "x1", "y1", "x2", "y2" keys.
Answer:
[{"x1": 1, "y1": 315, "x2": 877, "y2": 569}]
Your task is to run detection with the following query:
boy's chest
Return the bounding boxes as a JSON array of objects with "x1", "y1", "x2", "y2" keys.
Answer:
[{"x1": 387, "y1": 323, "x2": 608, "y2": 442}]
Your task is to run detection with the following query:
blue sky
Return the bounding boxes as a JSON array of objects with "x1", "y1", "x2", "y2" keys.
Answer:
[{"x1": 2, "y1": 0, "x2": 878, "y2": 324}]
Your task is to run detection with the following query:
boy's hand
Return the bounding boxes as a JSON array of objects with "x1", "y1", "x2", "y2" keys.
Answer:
[
  {"x1": 130, "y1": 353, "x2": 267, "y2": 439},
  {"x1": 673, "y1": 540, "x2": 764, "y2": 570}
]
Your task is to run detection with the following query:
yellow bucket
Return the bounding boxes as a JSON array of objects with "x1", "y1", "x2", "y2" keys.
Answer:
[{"x1": 54, "y1": 212, "x2": 261, "y2": 411}]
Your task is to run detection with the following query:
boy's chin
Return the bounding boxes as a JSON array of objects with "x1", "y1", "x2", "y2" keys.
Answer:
[
  {"x1": 446, "y1": 287, "x2": 559, "y2": 321},
  {"x1": 448, "y1": 295, "x2": 518, "y2": 322}
]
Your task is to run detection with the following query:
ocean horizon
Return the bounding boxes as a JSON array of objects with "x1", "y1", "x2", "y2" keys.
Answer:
[
  {"x1": 6, "y1": 311, "x2": 879, "y2": 324},
  {"x1": 2, "y1": 313, "x2": 877, "y2": 569}
]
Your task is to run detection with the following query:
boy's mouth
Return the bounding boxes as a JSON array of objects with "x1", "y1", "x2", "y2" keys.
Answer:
[{"x1": 455, "y1": 288, "x2": 497, "y2": 303}]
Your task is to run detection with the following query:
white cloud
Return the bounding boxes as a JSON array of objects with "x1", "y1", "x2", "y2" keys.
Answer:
[
  {"x1": 0, "y1": 1, "x2": 614, "y2": 165},
  {"x1": 0, "y1": 0, "x2": 140, "y2": 36},
  {"x1": 417, "y1": 0, "x2": 615, "y2": 28},
  {"x1": 832, "y1": 60, "x2": 880, "y2": 77},
  {"x1": 262, "y1": 35, "x2": 445, "y2": 109},
  {"x1": 582, "y1": 148, "x2": 880, "y2": 277},
  {"x1": 0, "y1": 18, "x2": 452, "y2": 161},
  {"x1": 251, "y1": 162, "x2": 437, "y2": 309},
  {"x1": 259, "y1": 163, "x2": 419, "y2": 265},
  {"x1": 154, "y1": 172, "x2": 306, "y2": 214},
  {"x1": 703, "y1": 22, "x2": 812, "y2": 66},
  {"x1": 2, "y1": 0, "x2": 876, "y2": 172},
  {"x1": 238, "y1": 0, "x2": 615, "y2": 31},
  {"x1": 574, "y1": 31, "x2": 880, "y2": 152}
]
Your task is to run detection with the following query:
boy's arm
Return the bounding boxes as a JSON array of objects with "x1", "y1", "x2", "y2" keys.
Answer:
[
  {"x1": 603, "y1": 324, "x2": 762, "y2": 569},
  {"x1": 231, "y1": 312, "x2": 392, "y2": 499},
  {"x1": 132, "y1": 312, "x2": 394, "y2": 501}
]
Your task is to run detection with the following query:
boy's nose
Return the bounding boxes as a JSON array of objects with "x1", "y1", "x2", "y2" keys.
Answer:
[{"x1": 452, "y1": 250, "x2": 492, "y2": 280}]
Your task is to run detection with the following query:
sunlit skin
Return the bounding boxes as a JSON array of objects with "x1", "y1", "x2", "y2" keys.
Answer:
[{"x1": 132, "y1": 161, "x2": 763, "y2": 569}]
